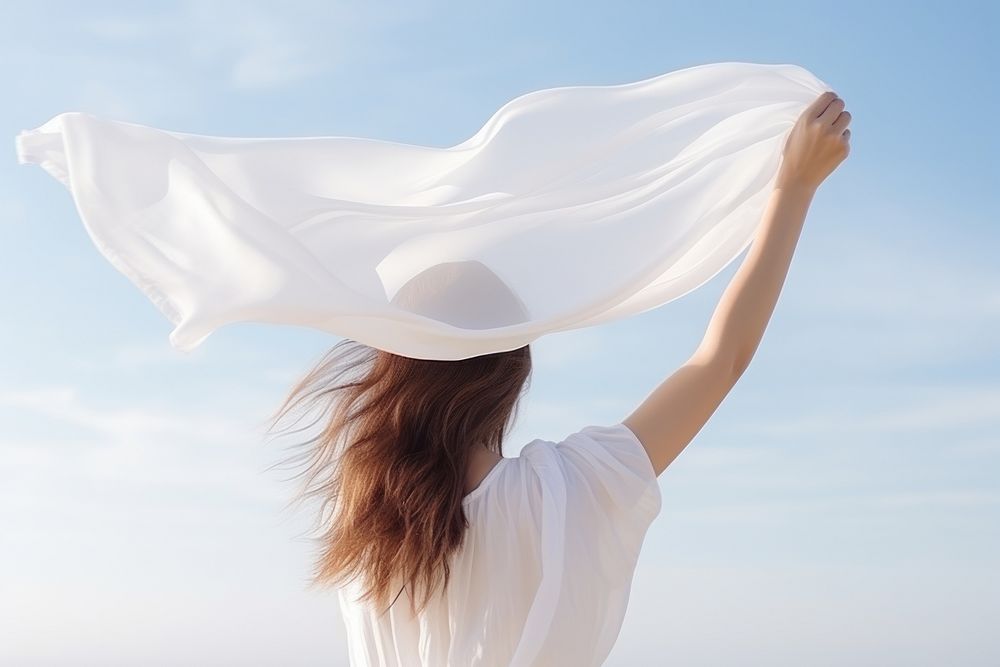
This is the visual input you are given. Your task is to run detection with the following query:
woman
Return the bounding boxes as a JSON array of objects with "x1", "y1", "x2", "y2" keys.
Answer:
[{"x1": 267, "y1": 90, "x2": 852, "y2": 666}]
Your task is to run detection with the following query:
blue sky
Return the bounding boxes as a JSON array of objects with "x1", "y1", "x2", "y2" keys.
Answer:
[{"x1": 2, "y1": 1, "x2": 997, "y2": 665}]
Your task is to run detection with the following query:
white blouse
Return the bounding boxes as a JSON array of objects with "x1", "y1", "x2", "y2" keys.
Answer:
[{"x1": 337, "y1": 422, "x2": 662, "y2": 666}]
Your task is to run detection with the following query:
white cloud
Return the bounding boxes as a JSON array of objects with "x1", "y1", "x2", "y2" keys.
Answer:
[
  {"x1": 740, "y1": 384, "x2": 1000, "y2": 437},
  {"x1": 870, "y1": 490, "x2": 1000, "y2": 508},
  {"x1": 665, "y1": 489, "x2": 1000, "y2": 526},
  {"x1": 73, "y1": 79, "x2": 144, "y2": 124},
  {"x1": 75, "y1": 1, "x2": 425, "y2": 93},
  {"x1": 81, "y1": 16, "x2": 156, "y2": 41},
  {"x1": 0, "y1": 385, "x2": 243, "y2": 441},
  {"x1": 0, "y1": 383, "x2": 297, "y2": 515}
]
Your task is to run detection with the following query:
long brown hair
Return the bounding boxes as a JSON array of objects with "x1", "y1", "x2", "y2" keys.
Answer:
[{"x1": 264, "y1": 339, "x2": 532, "y2": 616}]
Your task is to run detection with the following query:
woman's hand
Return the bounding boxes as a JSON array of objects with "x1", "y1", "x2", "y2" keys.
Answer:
[{"x1": 776, "y1": 91, "x2": 852, "y2": 191}]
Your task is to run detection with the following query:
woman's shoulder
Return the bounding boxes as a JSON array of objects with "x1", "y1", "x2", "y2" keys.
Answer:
[
  {"x1": 504, "y1": 423, "x2": 660, "y2": 512},
  {"x1": 464, "y1": 423, "x2": 660, "y2": 515},
  {"x1": 523, "y1": 423, "x2": 656, "y2": 479}
]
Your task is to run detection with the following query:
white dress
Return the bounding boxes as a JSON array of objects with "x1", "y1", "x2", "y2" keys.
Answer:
[
  {"x1": 14, "y1": 62, "x2": 832, "y2": 360},
  {"x1": 337, "y1": 423, "x2": 662, "y2": 666}
]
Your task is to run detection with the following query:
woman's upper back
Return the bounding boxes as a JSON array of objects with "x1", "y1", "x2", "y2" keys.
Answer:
[{"x1": 337, "y1": 422, "x2": 661, "y2": 667}]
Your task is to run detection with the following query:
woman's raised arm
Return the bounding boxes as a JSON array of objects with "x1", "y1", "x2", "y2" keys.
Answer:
[{"x1": 624, "y1": 91, "x2": 852, "y2": 476}]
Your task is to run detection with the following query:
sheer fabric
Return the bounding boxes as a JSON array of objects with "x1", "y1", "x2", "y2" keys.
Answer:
[{"x1": 15, "y1": 61, "x2": 831, "y2": 360}]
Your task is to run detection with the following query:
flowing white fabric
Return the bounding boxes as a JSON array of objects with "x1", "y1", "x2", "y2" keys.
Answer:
[
  {"x1": 15, "y1": 61, "x2": 832, "y2": 360},
  {"x1": 337, "y1": 422, "x2": 662, "y2": 666}
]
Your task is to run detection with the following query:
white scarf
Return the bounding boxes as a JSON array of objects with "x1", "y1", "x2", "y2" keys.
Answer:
[{"x1": 16, "y1": 61, "x2": 831, "y2": 360}]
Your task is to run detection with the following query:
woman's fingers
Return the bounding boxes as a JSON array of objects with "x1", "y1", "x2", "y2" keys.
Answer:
[
  {"x1": 832, "y1": 110, "x2": 852, "y2": 132},
  {"x1": 818, "y1": 96, "x2": 846, "y2": 125},
  {"x1": 807, "y1": 91, "x2": 839, "y2": 119}
]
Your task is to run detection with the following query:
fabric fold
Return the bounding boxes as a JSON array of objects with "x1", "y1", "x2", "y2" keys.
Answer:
[{"x1": 15, "y1": 61, "x2": 832, "y2": 359}]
